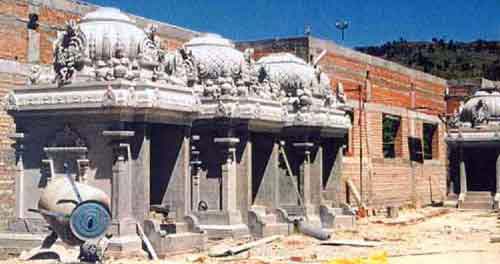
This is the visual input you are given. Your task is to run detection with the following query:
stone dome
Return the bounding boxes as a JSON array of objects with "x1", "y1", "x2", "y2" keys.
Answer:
[
  {"x1": 255, "y1": 53, "x2": 329, "y2": 94},
  {"x1": 460, "y1": 88, "x2": 500, "y2": 123},
  {"x1": 184, "y1": 33, "x2": 245, "y2": 80},
  {"x1": 78, "y1": 7, "x2": 150, "y2": 62}
]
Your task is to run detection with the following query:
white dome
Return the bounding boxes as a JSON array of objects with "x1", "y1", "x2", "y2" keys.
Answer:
[
  {"x1": 461, "y1": 89, "x2": 500, "y2": 122},
  {"x1": 81, "y1": 7, "x2": 134, "y2": 22},
  {"x1": 256, "y1": 53, "x2": 318, "y2": 92},
  {"x1": 184, "y1": 33, "x2": 244, "y2": 80},
  {"x1": 79, "y1": 7, "x2": 149, "y2": 61}
]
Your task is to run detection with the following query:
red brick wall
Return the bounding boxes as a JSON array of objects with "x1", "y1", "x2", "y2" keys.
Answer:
[{"x1": 0, "y1": 72, "x2": 26, "y2": 228}]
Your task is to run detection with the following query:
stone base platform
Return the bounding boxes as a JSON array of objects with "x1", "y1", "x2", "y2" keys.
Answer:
[
  {"x1": 0, "y1": 232, "x2": 48, "y2": 257},
  {"x1": 248, "y1": 206, "x2": 291, "y2": 238},
  {"x1": 198, "y1": 224, "x2": 250, "y2": 239},
  {"x1": 191, "y1": 211, "x2": 250, "y2": 239},
  {"x1": 144, "y1": 219, "x2": 207, "y2": 256},
  {"x1": 320, "y1": 205, "x2": 356, "y2": 229}
]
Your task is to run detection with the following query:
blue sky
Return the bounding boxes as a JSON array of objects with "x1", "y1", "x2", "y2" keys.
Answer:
[{"x1": 85, "y1": 0, "x2": 500, "y2": 47}]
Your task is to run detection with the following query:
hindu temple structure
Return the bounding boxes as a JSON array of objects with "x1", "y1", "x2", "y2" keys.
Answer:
[
  {"x1": 446, "y1": 84, "x2": 500, "y2": 209},
  {"x1": 4, "y1": 7, "x2": 351, "y2": 255}
]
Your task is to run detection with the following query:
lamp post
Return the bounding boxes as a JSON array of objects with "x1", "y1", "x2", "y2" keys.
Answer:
[{"x1": 335, "y1": 20, "x2": 349, "y2": 41}]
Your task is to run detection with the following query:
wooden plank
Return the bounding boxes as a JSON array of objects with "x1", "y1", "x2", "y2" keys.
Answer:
[
  {"x1": 320, "y1": 239, "x2": 381, "y2": 247},
  {"x1": 136, "y1": 223, "x2": 158, "y2": 261},
  {"x1": 209, "y1": 235, "x2": 283, "y2": 257}
]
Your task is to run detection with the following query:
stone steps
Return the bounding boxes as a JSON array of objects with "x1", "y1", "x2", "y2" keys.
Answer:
[
  {"x1": 461, "y1": 201, "x2": 493, "y2": 210},
  {"x1": 461, "y1": 191, "x2": 493, "y2": 210}
]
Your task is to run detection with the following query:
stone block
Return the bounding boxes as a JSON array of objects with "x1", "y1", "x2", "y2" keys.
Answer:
[{"x1": 144, "y1": 219, "x2": 206, "y2": 256}]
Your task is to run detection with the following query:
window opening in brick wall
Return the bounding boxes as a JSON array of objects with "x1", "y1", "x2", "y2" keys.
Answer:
[
  {"x1": 423, "y1": 123, "x2": 438, "y2": 160},
  {"x1": 383, "y1": 114, "x2": 401, "y2": 158}
]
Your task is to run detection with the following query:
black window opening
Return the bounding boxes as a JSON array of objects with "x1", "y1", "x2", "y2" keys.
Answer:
[
  {"x1": 383, "y1": 114, "x2": 401, "y2": 158},
  {"x1": 423, "y1": 123, "x2": 437, "y2": 160}
]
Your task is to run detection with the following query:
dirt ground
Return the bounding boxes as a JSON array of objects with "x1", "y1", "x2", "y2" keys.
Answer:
[{"x1": 1, "y1": 208, "x2": 499, "y2": 264}]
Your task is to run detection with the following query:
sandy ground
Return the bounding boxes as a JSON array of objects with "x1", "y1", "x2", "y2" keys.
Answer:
[{"x1": 1, "y1": 208, "x2": 499, "y2": 263}]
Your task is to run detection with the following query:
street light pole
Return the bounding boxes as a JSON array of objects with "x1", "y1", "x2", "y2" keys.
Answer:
[{"x1": 335, "y1": 20, "x2": 349, "y2": 41}]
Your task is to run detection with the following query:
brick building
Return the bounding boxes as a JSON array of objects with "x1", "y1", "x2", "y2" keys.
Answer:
[{"x1": 0, "y1": 0, "x2": 447, "y2": 231}]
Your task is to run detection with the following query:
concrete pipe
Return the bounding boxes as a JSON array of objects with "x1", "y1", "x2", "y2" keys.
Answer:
[
  {"x1": 38, "y1": 177, "x2": 111, "y2": 246},
  {"x1": 295, "y1": 220, "x2": 331, "y2": 241}
]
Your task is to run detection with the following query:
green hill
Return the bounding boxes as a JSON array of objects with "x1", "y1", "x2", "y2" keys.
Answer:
[{"x1": 356, "y1": 39, "x2": 500, "y2": 80}]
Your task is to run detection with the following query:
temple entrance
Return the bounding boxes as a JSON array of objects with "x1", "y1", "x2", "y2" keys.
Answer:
[
  {"x1": 321, "y1": 138, "x2": 342, "y2": 205},
  {"x1": 465, "y1": 147, "x2": 497, "y2": 193},
  {"x1": 149, "y1": 124, "x2": 187, "y2": 216},
  {"x1": 251, "y1": 133, "x2": 275, "y2": 205},
  {"x1": 278, "y1": 141, "x2": 303, "y2": 207}
]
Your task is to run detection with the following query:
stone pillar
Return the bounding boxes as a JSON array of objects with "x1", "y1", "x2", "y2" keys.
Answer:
[
  {"x1": 495, "y1": 153, "x2": 500, "y2": 209},
  {"x1": 332, "y1": 144, "x2": 344, "y2": 208},
  {"x1": 310, "y1": 144, "x2": 323, "y2": 205},
  {"x1": 10, "y1": 133, "x2": 26, "y2": 219},
  {"x1": 292, "y1": 142, "x2": 314, "y2": 207},
  {"x1": 190, "y1": 135, "x2": 202, "y2": 212},
  {"x1": 292, "y1": 142, "x2": 321, "y2": 225},
  {"x1": 103, "y1": 130, "x2": 142, "y2": 253},
  {"x1": 458, "y1": 146, "x2": 467, "y2": 205},
  {"x1": 214, "y1": 137, "x2": 240, "y2": 224}
]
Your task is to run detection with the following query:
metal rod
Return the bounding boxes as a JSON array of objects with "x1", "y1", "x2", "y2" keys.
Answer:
[
  {"x1": 358, "y1": 85, "x2": 363, "y2": 204},
  {"x1": 64, "y1": 161, "x2": 83, "y2": 204}
]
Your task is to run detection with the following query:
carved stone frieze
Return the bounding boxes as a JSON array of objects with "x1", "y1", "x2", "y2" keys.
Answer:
[{"x1": 6, "y1": 7, "x2": 352, "y2": 132}]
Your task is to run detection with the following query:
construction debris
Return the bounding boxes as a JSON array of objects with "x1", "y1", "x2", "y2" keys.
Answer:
[
  {"x1": 320, "y1": 239, "x2": 381, "y2": 247},
  {"x1": 208, "y1": 235, "x2": 283, "y2": 257}
]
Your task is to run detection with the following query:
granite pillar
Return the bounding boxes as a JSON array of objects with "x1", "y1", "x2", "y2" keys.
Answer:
[
  {"x1": 10, "y1": 133, "x2": 26, "y2": 219},
  {"x1": 310, "y1": 144, "x2": 323, "y2": 205},
  {"x1": 292, "y1": 142, "x2": 320, "y2": 224},
  {"x1": 214, "y1": 137, "x2": 240, "y2": 223},
  {"x1": 333, "y1": 145, "x2": 344, "y2": 208},
  {"x1": 293, "y1": 142, "x2": 313, "y2": 206},
  {"x1": 459, "y1": 146, "x2": 467, "y2": 205},
  {"x1": 495, "y1": 153, "x2": 500, "y2": 208},
  {"x1": 103, "y1": 130, "x2": 142, "y2": 253},
  {"x1": 190, "y1": 135, "x2": 202, "y2": 212}
]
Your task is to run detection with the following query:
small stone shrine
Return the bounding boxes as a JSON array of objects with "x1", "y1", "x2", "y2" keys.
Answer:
[
  {"x1": 447, "y1": 86, "x2": 500, "y2": 209},
  {"x1": 5, "y1": 7, "x2": 351, "y2": 255}
]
